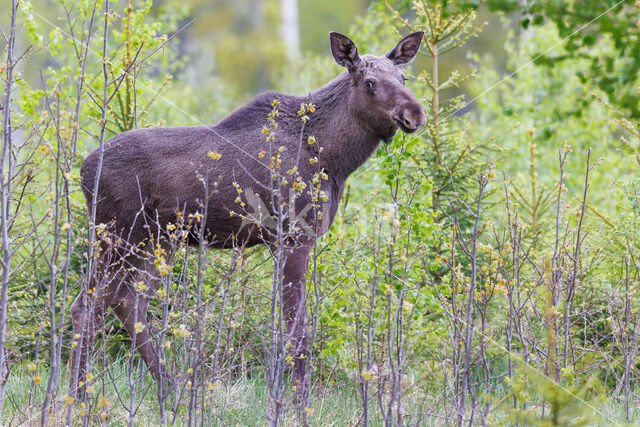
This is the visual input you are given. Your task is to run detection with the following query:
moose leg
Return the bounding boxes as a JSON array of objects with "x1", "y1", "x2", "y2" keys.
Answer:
[
  {"x1": 282, "y1": 244, "x2": 311, "y2": 392},
  {"x1": 69, "y1": 291, "x2": 105, "y2": 397},
  {"x1": 69, "y1": 251, "x2": 115, "y2": 397},
  {"x1": 112, "y1": 284, "x2": 162, "y2": 379}
]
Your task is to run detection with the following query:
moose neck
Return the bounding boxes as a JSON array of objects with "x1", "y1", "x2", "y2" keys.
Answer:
[{"x1": 307, "y1": 72, "x2": 382, "y2": 184}]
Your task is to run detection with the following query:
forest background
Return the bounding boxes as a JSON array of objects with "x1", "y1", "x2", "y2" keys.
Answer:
[{"x1": 2, "y1": 0, "x2": 640, "y2": 425}]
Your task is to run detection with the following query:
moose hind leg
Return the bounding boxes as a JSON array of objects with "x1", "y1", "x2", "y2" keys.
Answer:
[
  {"x1": 70, "y1": 250, "x2": 128, "y2": 397},
  {"x1": 112, "y1": 285, "x2": 163, "y2": 379},
  {"x1": 110, "y1": 251, "x2": 168, "y2": 380},
  {"x1": 69, "y1": 286, "x2": 106, "y2": 397}
]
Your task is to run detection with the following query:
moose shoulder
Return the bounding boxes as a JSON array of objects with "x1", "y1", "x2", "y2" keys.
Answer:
[{"x1": 72, "y1": 31, "x2": 426, "y2": 395}]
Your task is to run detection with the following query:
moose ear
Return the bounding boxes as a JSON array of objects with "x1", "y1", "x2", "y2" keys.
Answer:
[
  {"x1": 386, "y1": 31, "x2": 424, "y2": 65},
  {"x1": 329, "y1": 32, "x2": 361, "y2": 69}
]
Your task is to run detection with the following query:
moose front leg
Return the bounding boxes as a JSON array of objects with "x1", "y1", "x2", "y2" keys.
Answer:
[{"x1": 282, "y1": 244, "x2": 311, "y2": 393}]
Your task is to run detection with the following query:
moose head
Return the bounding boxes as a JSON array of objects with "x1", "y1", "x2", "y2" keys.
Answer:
[{"x1": 329, "y1": 31, "x2": 426, "y2": 142}]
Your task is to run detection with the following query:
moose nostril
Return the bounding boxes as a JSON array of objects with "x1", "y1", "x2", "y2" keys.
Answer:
[{"x1": 403, "y1": 116, "x2": 415, "y2": 129}]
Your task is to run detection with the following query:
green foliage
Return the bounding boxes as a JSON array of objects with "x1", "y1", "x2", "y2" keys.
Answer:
[
  {"x1": 503, "y1": 364, "x2": 605, "y2": 426},
  {"x1": 487, "y1": 0, "x2": 640, "y2": 118},
  {"x1": 470, "y1": 24, "x2": 620, "y2": 213}
]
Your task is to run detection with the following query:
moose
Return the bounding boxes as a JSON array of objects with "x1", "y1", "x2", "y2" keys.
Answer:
[{"x1": 71, "y1": 31, "x2": 426, "y2": 396}]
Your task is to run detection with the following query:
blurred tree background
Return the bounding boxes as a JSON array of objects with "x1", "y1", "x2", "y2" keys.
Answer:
[{"x1": 5, "y1": 0, "x2": 515, "y2": 112}]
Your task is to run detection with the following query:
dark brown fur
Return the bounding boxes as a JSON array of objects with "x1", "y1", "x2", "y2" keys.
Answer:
[{"x1": 71, "y1": 32, "x2": 426, "y2": 394}]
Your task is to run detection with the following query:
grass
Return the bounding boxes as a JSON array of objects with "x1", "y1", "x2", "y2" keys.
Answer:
[
  {"x1": 3, "y1": 357, "x2": 368, "y2": 426},
  {"x1": 3, "y1": 357, "x2": 640, "y2": 426}
]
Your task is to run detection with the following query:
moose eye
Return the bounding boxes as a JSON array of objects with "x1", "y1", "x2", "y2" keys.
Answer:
[{"x1": 364, "y1": 80, "x2": 374, "y2": 91}]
